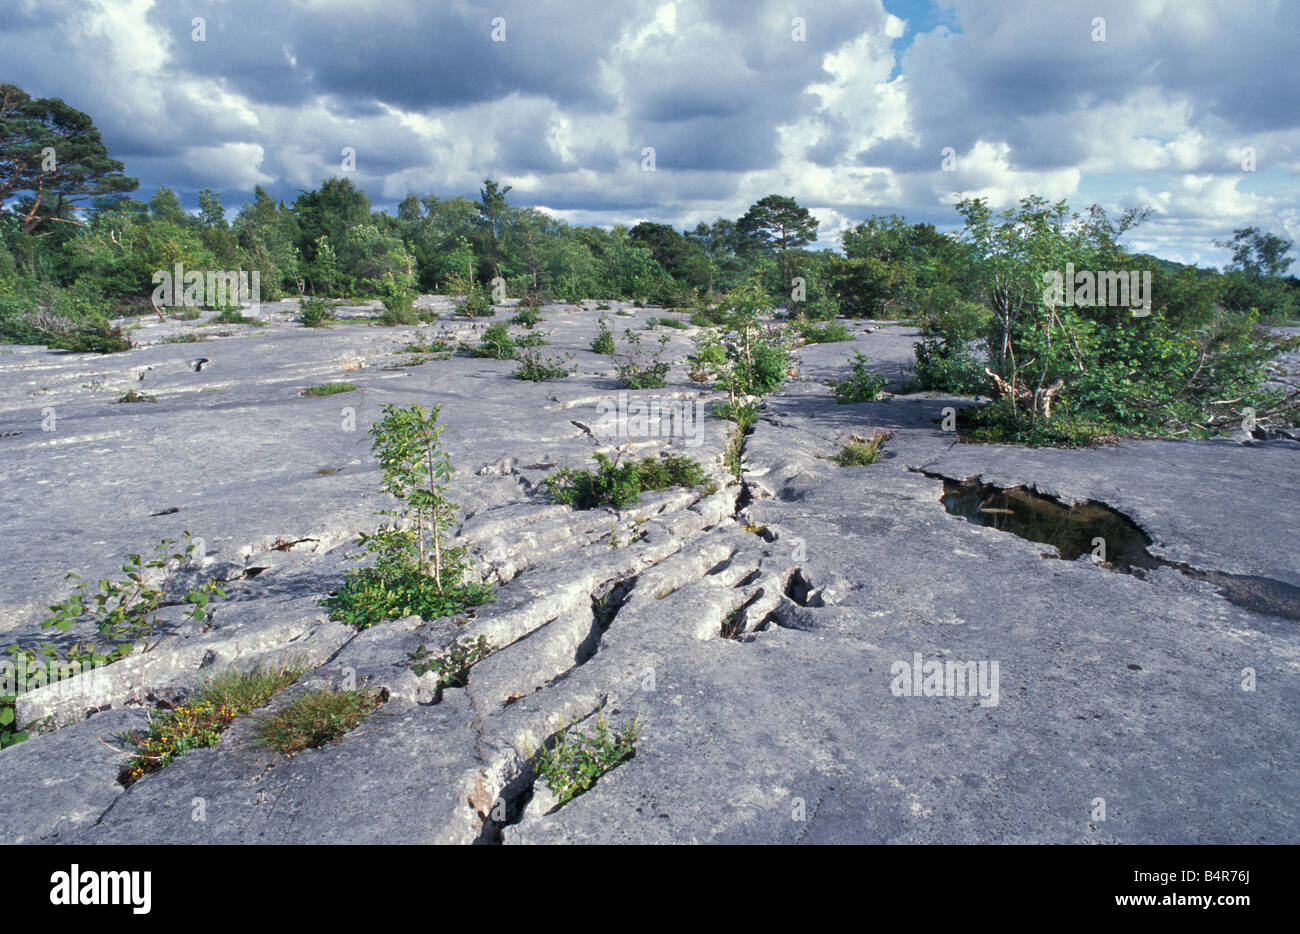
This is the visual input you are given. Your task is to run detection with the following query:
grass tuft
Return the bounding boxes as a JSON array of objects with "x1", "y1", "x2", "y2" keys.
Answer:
[{"x1": 255, "y1": 687, "x2": 383, "y2": 754}]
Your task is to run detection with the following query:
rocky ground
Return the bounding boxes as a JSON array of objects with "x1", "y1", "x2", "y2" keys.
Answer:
[{"x1": 1, "y1": 299, "x2": 1295, "y2": 844}]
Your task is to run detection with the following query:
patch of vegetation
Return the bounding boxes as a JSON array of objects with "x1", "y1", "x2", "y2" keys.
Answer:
[
  {"x1": 590, "y1": 317, "x2": 616, "y2": 355},
  {"x1": 457, "y1": 290, "x2": 495, "y2": 318},
  {"x1": 409, "y1": 635, "x2": 495, "y2": 699},
  {"x1": 528, "y1": 708, "x2": 642, "y2": 807},
  {"x1": 689, "y1": 285, "x2": 791, "y2": 405},
  {"x1": 510, "y1": 307, "x2": 540, "y2": 327},
  {"x1": 834, "y1": 429, "x2": 892, "y2": 466},
  {"x1": 10, "y1": 532, "x2": 224, "y2": 669},
  {"x1": 118, "y1": 662, "x2": 303, "y2": 785},
  {"x1": 714, "y1": 400, "x2": 759, "y2": 481},
  {"x1": 206, "y1": 308, "x2": 260, "y2": 326},
  {"x1": 324, "y1": 403, "x2": 494, "y2": 629},
  {"x1": 912, "y1": 199, "x2": 1298, "y2": 442},
  {"x1": 160, "y1": 334, "x2": 206, "y2": 344},
  {"x1": 298, "y1": 296, "x2": 337, "y2": 327},
  {"x1": 799, "y1": 319, "x2": 852, "y2": 343},
  {"x1": 544, "y1": 450, "x2": 708, "y2": 510},
  {"x1": 470, "y1": 321, "x2": 516, "y2": 359},
  {"x1": 648, "y1": 316, "x2": 688, "y2": 330},
  {"x1": 116, "y1": 388, "x2": 156, "y2": 403},
  {"x1": 513, "y1": 348, "x2": 575, "y2": 381},
  {"x1": 404, "y1": 339, "x2": 455, "y2": 356},
  {"x1": 611, "y1": 329, "x2": 672, "y2": 389},
  {"x1": 255, "y1": 687, "x2": 383, "y2": 754},
  {"x1": 378, "y1": 269, "x2": 420, "y2": 325},
  {"x1": 831, "y1": 351, "x2": 889, "y2": 403},
  {"x1": 302, "y1": 382, "x2": 357, "y2": 396}
]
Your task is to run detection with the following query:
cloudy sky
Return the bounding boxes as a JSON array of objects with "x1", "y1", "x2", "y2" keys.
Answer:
[{"x1": 3, "y1": 0, "x2": 1297, "y2": 266}]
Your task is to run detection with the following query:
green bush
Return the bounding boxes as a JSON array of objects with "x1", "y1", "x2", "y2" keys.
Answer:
[
  {"x1": 612, "y1": 329, "x2": 671, "y2": 389},
  {"x1": 324, "y1": 403, "x2": 494, "y2": 629},
  {"x1": 544, "y1": 451, "x2": 707, "y2": 510},
  {"x1": 528, "y1": 709, "x2": 642, "y2": 807},
  {"x1": 591, "y1": 317, "x2": 615, "y2": 355},
  {"x1": 513, "y1": 348, "x2": 575, "y2": 381},
  {"x1": 472, "y1": 321, "x2": 516, "y2": 359},
  {"x1": 799, "y1": 319, "x2": 852, "y2": 343},
  {"x1": 831, "y1": 351, "x2": 888, "y2": 403},
  {"x1": 298, "y1": 296, "x2": 336, "y2": 327}
]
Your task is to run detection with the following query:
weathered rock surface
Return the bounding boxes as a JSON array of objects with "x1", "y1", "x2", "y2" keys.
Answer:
[{"x1": 0, "y1": 301, "x2": 1294, "y2": 844}]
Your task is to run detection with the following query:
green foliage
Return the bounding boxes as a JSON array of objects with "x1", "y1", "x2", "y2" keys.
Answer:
[
  {"x1": 798, "y1": 319, "x2": 852, "y2": 343},
  {"x1": 590, "y1": 317, "x2": 615, "y2": 355},
  {"x1": 913, "y1": 196, "x2": 1290, "y2": 441},
  {"x1": 834, "y1": 430, "x2": 891, "y2": 466},
  {"x1": 19, "y1": 532, "x2": 224, "y2": 667},
  {"x1": 378, "y1": 268, "x2": 419, "y2": 325},
  {"x1": 298, "y1": 296, "x2": 336, "y2": 327},
  {"x1": 404, "y1": 339, "x2": 454, "y2": 356},
  {"x1": 545, "y1": 450, "x2": 708, "y2": 510},
  {"x1": 473, "y1": 321, "x2": 516, "y2": 359},
  {"x1": 529, "y1": 708, "x2": 642, "y2": 807},
  {"x1": 409, "y1": 635, "x2": 495, "y2": 699},
  {"x1": 324, "y1": 403, "x2": 494, "y2": 629},
  {"x1": 612, "y1": 328, "x2": 671, "y2": 389},
  {"x1": 119, "y1": 662, "x2": 303, "y2": 785},
  {"x1": 649, "y1": 315, "x2": 689, "y2": 330},
  {"x1": 0, "y1": 82, "x2": 138, "y2": 235},
  {"x1": 302, "y1": 382, "x2": 356, "y2": 397},
  {"x1": 255, "y1": 687, "x2": 383, "y2": 754},
  {"x1": 690, "y1": 285, "x2": 791, "y2": 404},
  {"x1": 831, "y1": 351, "x2": 888, "y2": 403},
  {"x1": 512, "y1": 348, "x2": 575, "y2": 381},
  {"x1": 510, "y1": 306, "x2": 540, "y2": 327}
]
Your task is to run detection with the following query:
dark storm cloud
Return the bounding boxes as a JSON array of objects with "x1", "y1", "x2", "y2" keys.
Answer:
[{"x1": 156, "y1": 0, "x2": 626, "y2": 112}]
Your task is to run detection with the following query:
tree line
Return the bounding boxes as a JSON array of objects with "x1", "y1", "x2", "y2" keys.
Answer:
[{"x1": 1, "y1": 80, "x2": 1295, "y2": 442}]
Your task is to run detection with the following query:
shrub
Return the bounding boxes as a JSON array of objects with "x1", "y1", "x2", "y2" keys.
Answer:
[
  {"x1": 613, "y1": 329, "x2": 671, "y2": 389},
  {"x1": 799, "y1": 319, "x2": 852, "y2": 343},
  {"x1": 510, "y1": 307, "x2": 540, "y2": 327},
  {"x1": 472, "y1": 322, "x2": 516, "y2": 359},
  {"x1": 544, "y1": 451, "x2": 707, "y2": 510},
  {"x1": 15, "y1": 532, "x2": 225, "y2": 669},
  {"x1": 590, "y1": 317, "x2": 616, "y2": 355},
  {"x1": 457, "y1": 290, "x2": 494, "y2": 318},
  {"x1": 324, "y1": 403, "x2": 494, "y2": 628},
  {"x1": 298, "y1": 296, "x2": 336, "y2": 328},
  {"x1": 378, "y1": 270, "x2": 419, "y2": 325},
  {"x1": 513, "y1": 348, "x2": 575, "y2": 381},
  {"x1": 831, "y1": 351, "x2": 888, "y2": 403},
  {"x1": 689, "y1": 285, "x2": 791, "y2": 404},
  {"x1": 116, "y1": 389, "x2": 157, "y2": 403},
  {"x1": 255, "y1": 687, "x2": 383, "y2": 754},
  {"x1": 528, "y1": 708, "x2": 642, "y2": 807}
]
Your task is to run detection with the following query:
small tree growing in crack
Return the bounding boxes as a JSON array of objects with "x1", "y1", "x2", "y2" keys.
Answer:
[{"x1": 326, "y1": 403, "x2": 494, "y2": 629}]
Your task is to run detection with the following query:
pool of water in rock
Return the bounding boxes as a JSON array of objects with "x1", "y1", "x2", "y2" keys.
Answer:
[
  {"x1": 939, "y1": 477, "x2": 1300, "y2": 621},
  {"x1": 940, "y1": 478, "x2": 1159, "y2": 570}
]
